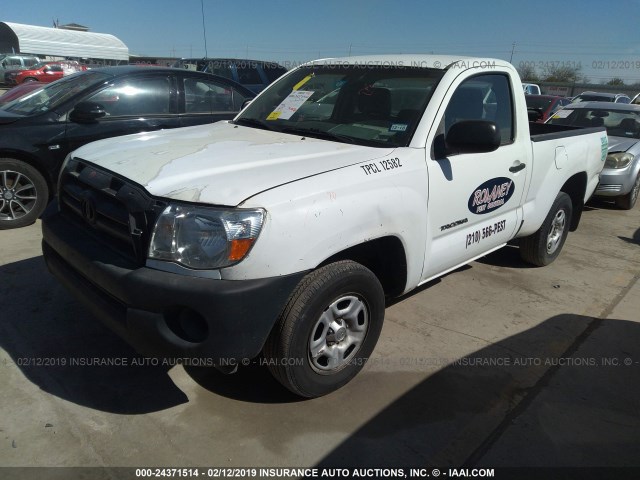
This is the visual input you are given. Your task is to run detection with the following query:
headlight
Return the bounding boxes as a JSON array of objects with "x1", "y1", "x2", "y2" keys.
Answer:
[
  {"x1": 605, "y1": 152, "x2": 634, "y2": 169},
  {"x1": 149, "y1": 204, "x2": 265, "y2": 269}
]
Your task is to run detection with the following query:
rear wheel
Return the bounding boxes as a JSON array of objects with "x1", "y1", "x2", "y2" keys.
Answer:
[
  {"x1": 615, "y1": 172, "x2": 640, "y2": 210},
  {"x1": 0, "y1": 159, "x2": 49, "y2": 229},
  {"x1": 22, "y1": 78, "x2": 38, "y2": 83},
  {"x1": 520, "y1": 192, "x2": 573, "y2": 266},
  {"x1": 263, "y1": 260, "x2": 385, "y2": 398}
]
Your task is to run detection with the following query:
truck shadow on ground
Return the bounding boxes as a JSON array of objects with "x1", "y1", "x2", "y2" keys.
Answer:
[
  {"x1": 314, "y1": 314, "x2": 640, "y2": 468},
  {"x1": 5, "y1": 253, "x2": 640, "y2": 468},
  {"x1": 0, "y1": 256, "x2": 188, "y2": 413},
  {"x1": 0, "y1": 255, "x2": 302, "y2": 407},
  {"x1": 474, "y1": 244, "x2": 534, "y2": 269},
  {"x1": 584, "y1": 197, "x2": 622, "y2": 211}
]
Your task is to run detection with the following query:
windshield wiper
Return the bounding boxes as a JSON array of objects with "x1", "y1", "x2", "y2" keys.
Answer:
[
  {"x1": 279, "y1": 126, "x2": 357, "y2": 144},
  {"x1": 233, "y1": 117, "x2": 275, "y2": 131}
]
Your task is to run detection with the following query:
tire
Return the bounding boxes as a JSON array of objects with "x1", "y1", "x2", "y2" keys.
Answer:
[
  {"x1": 263, "y1": 260, "x2": 385, "y2": 398},
  {"x1": 519, "y1": 192, "x2": 573, "y2": 266},
  {"x1": 0, "y1": 159, "x2": 49, "y2": 230},
  {"x1": 22, "y1": 78, "x2": 38, "y2": 83},
  {"x1": 614, "y1": 171, "x2": 640, "y2": 210}
]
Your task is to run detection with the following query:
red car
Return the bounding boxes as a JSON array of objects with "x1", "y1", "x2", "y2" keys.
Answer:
[
  {"x1": 526, "y1": 95, "x2": 572, "y2": 123},
  {"x1": 14, "y1": 61, "x2": 83, "y2": 85}
]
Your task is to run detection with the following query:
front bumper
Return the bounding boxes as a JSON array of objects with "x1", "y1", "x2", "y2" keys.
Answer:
[
  {"x1": 596, "y1": 166, "x2": 638, "y2": 197},
  {"x1": 41, "y1": 205, "x2": 306, "y2": 362}
]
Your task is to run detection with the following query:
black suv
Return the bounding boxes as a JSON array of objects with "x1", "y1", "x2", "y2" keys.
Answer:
[
  {"x1": 172, "y1": 58, "x2": 287, "y2": 93},
  {"x1": 0, "y1": 66, "x2": 254, "y2": 229}
]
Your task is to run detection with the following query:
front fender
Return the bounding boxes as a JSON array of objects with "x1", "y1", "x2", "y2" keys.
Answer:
[{"x1": 223, "y1": 148, "x2": 429, "y2": 292}]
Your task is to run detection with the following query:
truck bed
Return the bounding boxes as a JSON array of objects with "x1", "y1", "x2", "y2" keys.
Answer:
[{"x1": 529, "y1": 122, "x2": 606, "y2": 142}]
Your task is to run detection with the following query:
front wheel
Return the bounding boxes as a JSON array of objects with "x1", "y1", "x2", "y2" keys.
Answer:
[
  {"x1": 0, "y1": 159, "x2": 49, "y2": 229},
  {"x1": 519, "y1": 192, "x2": 573, "y2": 266},
  {"x1": 263, "y1": 260, "x2": 385, "y2": 398},
  {"x1": 615, "y1": 171, "x2": 640, "y2": 210}
]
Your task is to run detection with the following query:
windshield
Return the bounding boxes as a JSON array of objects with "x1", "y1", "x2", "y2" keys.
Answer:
[
  {"x1": 548, "y1": 108, "x2": 640, "y2": 139},
  {"x1": 1, "y1": 71, "x2": 111, "y2": 115},
  {"x1": 235, "y1": 64, "x2": 444, "y2": 147},
  {"x1": 29, "y1": 62, "x2": 51, "y2": 70},
  {"x1": 572, "y1": 94, "x2": 612, "y2": 103}
]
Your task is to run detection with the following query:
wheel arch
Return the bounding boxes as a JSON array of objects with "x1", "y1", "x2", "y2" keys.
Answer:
[
  {"x1": 560, "y1": 171, "x2": 587, "y2": 231},
  {"x1": 317, "y1": 236, "x2": 408, "y2": 298},
  {"x1": 0, "y1": 150, "x2": 55, "y2": 198}
]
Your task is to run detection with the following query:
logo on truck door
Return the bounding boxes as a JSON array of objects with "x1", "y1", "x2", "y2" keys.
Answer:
[{"x1": 468, "y1": 177, "x2": 515, "y2": 215}]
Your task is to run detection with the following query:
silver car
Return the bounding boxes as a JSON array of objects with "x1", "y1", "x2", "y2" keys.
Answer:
[
  {"x1": 571, "y1": 91, "x2": 631, "y2": 104},
  {"x1": 0, "y1": 54, "x2": 40, "y2": 84},
  {"x1": 547, "y1": 102, "x2": 640, "y2": 209}
]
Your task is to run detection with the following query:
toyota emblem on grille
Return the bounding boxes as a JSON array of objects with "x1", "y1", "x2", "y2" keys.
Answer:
[{"x1": 81, "y1": 197, "x2": 97, "y2": 224}]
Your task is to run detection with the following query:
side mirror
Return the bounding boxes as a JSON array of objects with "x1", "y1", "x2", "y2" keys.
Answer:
[
  {"x1": 446, "y1": 120, "x2": 501, "y2": 155},
  {"x1": 69, "y1": 101, "x2": 107, "y2": 123},
  {"x1": 241, "y1": 99, "x2": 253, "y2": 110}
]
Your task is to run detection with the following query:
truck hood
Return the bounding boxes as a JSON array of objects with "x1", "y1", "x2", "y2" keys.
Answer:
[
  {"x1": 72, "y1": 121, "x2": 393, "y2": 205},
  {"x1": 608, "y1": 136, "x2": 639, "y2": 153}
]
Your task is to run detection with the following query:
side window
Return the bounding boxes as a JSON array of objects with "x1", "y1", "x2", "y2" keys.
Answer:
[
  {"x1": 443, "y1": 74, "x2": 514, "y2": 146},
  {"x1": 235, "y1": 63, "x2": 263, "y2": 85},
  {"x1": 206, "y1": 61, "x2": 234, "y2": 80},
  {"x1": 8, "y1": 57, "x2": 22, "y2": 68},
  {"x1": 86, "y1": 76, "x2": 172, "y2": 116},
  {"x1": 183, "y1": 78, "x2": 248, "y2": 113},
  {"x1": 49, "y1": 65, "x2": 64, "y2": 72},
  {"x1": 263, "y1": 66, "x2": 287, "y2": 83},
  {"x1": 24, "y1": 58, "x2": 38, "y2": 67}
]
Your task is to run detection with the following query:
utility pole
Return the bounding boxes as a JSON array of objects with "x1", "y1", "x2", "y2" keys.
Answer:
[{"x1": 509, "y1": 42, "x2": 516, "y2": 63}]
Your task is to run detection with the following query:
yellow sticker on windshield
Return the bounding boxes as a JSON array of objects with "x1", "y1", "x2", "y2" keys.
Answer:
[
  {"x1": 266, "y1": 111, "x2": 282, "y2": 120},
  {"x1": 292, "y1": 75, "x2": 313, "y2": 91}
]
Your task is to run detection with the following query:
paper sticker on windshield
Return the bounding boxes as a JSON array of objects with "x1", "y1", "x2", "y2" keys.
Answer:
[
  {"x1": 468, "y1": 177, "x2": 515, "y2": 214},
  {"x1": 266, "y1": 90, "x2": 314, "y2": 120},
  {"x1": 390, "y1": 123, "x2": 408, "y2": 132},
  {"x1": 551, "y1": 109, "x2": 572, "y2": 119}
]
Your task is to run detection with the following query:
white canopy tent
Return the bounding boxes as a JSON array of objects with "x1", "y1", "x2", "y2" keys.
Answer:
[{"x1": 0, "y1": 21, "x2": 129, "y2": 61}]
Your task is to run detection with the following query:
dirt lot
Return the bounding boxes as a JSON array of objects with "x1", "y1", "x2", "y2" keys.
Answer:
[{"x1": 1, "y1": 197, "x2": 639, "y2": 476}]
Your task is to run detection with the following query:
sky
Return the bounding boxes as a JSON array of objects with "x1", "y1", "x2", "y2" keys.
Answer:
[{"x1": 3, "y1": 0, "x2": 640, "y2": 84}]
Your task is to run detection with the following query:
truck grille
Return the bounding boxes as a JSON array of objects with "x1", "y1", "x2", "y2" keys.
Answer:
[{"x1": 58, "y1": 158, "x2": 167, "y2": 264}]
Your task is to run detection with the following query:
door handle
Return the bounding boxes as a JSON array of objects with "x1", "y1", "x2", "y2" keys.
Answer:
[{"x1": 509, "y1": 162, "x2": 526, "y2": 173}]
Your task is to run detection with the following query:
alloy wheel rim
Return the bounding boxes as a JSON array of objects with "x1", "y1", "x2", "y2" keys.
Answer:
[
  {"x1": 631, "y1": 174, "x2": 640, "y2": 207},
  {"x1": 0, "y1": 170, "x2": 38, "y2": 221},
  {"x1": 546, "y1": 210, "x2": 566, "y2": 255},
  {"x1": 308, "y1": 295, "x2": 369, "y2": 374}
]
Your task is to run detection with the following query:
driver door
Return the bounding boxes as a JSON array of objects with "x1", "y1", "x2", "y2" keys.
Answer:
[{"x1": 422, "y1": 73, "x2": 530, "y2": 280}]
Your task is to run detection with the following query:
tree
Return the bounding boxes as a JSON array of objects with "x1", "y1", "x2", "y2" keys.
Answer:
[
  {"x1": 605, "y1": 77, "x2": 625, "y2": 86},
  {"x1": 517, "y1": 64, "x2": 539, "y2": 82},
  {"x1": 541, "y1": 64, "x2": 582, "y2": 83}
]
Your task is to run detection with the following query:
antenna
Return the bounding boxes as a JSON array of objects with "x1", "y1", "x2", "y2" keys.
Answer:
[{"x1": 201, "y1": 0, "x2": 208, "y2": 58}]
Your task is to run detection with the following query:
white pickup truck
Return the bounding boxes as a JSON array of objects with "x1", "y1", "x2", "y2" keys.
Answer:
[{"x1": 42, "y1": 55, "x2": 607, "y2": 397}]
